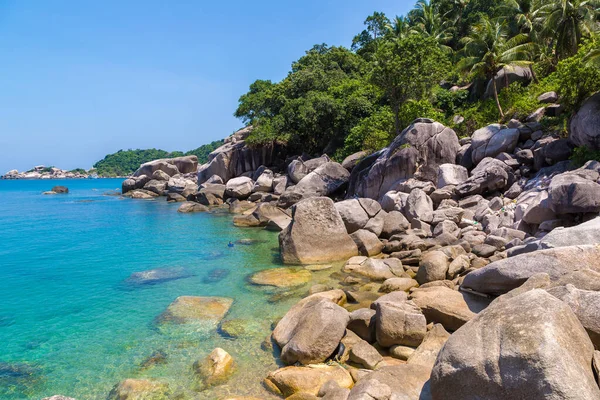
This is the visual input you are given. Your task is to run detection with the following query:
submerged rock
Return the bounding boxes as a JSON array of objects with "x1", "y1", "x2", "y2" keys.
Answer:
[
  {"x1": 139, "y1": 350, "x2": 167, "y2": 370},
  {"x1": 202, "y1": 268, "x2": 230, "y2": 284},
  {"x1": 156, "y1": 296, "x2": 233, "y2": 326},
  {"x1": 249, "y1": 268, "x2": 311, "y2": 288},
  {"x1": 0, "y1": 362, "x2": 43, "y2": 394},
  {"x1": 107, "y1": 378, "x2": 170, "y2": 400},
  {"x1": 177, "y1": 202, "x2": 209, "y2": 213},
  {"x1": 125, "y1": 267, "x2": 193, "y2": 286}
]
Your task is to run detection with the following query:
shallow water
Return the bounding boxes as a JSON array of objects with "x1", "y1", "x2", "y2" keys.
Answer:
[{"x1": 0, "y1": 179, "x2": 340, "y2": 399}]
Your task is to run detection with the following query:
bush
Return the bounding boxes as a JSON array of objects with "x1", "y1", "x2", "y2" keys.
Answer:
[
  {"x1": 337, "y1": 107, "x2": 394, "y2": 159},
  {"x1": 570, "y1": 146, "x2": 600, "y2": 167}
]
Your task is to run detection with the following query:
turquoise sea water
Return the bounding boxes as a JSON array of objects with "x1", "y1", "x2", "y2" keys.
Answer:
[{"x1": 0, "y1": 179, "x2": 339, "y2": 399}]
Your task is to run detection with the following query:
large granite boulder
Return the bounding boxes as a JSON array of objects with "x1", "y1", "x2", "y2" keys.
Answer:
[
  {"x1": 349, "y1": 120, "x2": 460, "y2": 199},
  {"x1": 404, "y1": 188, "x2": 434, "y2": 224},
  {"x1": 483, "y1": 65, "x2": 532, "y2": 99},
  {"x1": 456, "y1": 158, "x2": 512, "y2": 197},
  {"x1": 437, "y1": 164, "x2": 468, "y2": 188},
  {"x1": 134, "y1": 157, "x2": 197, "y2": 178},
  {"x1": 430, "y1": 290, "x2": 600, "y2": 399},
  {"x1": 156, "y1": 296, "x2": 232, "y2": 327},
  {"x1": 547, "y1": 284, "x2": 600, "y2": 349},
  {"x1": 225, "y1": 177, "x2": 254, "y2": 200},
  {"x1": 462, "y1": 245, "x2": 600, "y2": 296},
  {"x1": 470, "y1": 124, "x2": 520, "y2": 164},
  {"x1": 264, "y1": 364, "x2": 353, "y2": 397},
  {"x1": 279, "y1": 197, "x2": 358, "y2": 264},
  {"x1": 570, "y1": 92, "x2": 600, "y2": 150},
  {"x1": 540, "y1": 216, "x2": 600, "y2": 249},
  {"x1": 292, "y1": 162, "x2": 349, "y2": 200},
  {"x1": 334, "y1": 199, "x2": 370, "y2": 233},
  {"x1": 253, "y1": 168, "x2": 274, "y2": 192},
  {"x1": 273, "y1": 296, "x2": 349, "y2": 365},
  {"x1": 288, "y1": 155, "x2": 331, "y2": 184},
  {"x1": 548, "y1": 173, "x2": 600, "y2": 214},
  {"x1": 374, "y1": 292, "x2": 427, "y2": 347}
]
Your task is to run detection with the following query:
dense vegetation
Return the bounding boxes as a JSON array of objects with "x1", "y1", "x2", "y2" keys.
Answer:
[
  {"x1": 93, "y1": 140, "x2": 223, "y2": 176},
  {"x1": 235, "y1": 0, "x2": 600, "y2": 160}
]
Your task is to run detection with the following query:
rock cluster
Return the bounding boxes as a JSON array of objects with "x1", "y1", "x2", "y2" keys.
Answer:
[
  {"x1": 115, "y1": 98, "x2": 600, "y2": 398},
  {"x1": 2, "y1": 166, "x2": 93, "y2": 179}
]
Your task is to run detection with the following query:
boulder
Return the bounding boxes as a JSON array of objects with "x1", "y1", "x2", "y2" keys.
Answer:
[
  {"x1": 343, "y1": 257, "x2": 404, "y2": 281},
  {"x1": 134, "y1": 159, "x2": 180, "y2": 178},
  {"x1": 177, "y1": 202, "x2": 209, "y2": 213},
  {"x1": 538, "y1": 91, "x2": 558, "y2": 103},
  {"x1": 225, "y1": 177, "x2": 254, "y2": 199},
  {"x1": 410, "y1": 286, "x2": 490, "y2": 331},
  {"x1": 349, "y1": 120, "x2": 460, "y2": 199},
  {"x1": 107, "y1": 379, "x2": 170, "y2": 400},
  {"x1": 334, "y1": 199, "x2": 369, "y2": 233},
  {"x1": 484, "y1": 65, "x2": 532, "y2": 99},
  {"x1": 349, "y1": 339, "x2": 383, "y2": 370},
  {"x1": 547, "y1": 284, "x2": 600, "y2": 349},
  {"x1": 279, "y1": 197, "x2": 358, "y2": 264},
  {"x1": 346, "y1": 364, "x2": 432, "y2": 400},
  {"x1": 273, "y1": 297, "x2": 350, "y2": 365},
  {"x1": 51, "y1": 185, "x2": 69, "y2": 194},
  {"x1": 470, "y1": 124, "x2": 520, "y2": 164},
  {"x1": 253, "y1": 169, "x2": 274, "y2": 192},
  {"x1": 540, "y1": 216, "x2": 600, "y2": 249},
  {"x1": 404, "y1": 189, "x2": 433, "y2": 225},
  {"x1": 380, "y1": 277, "x2": 419, "y2": 293},
  {"x1": 156, "y1": 296, "x2": 232, "y2": 327},
  {"x1": 462, "y1": 245, "x2": 600, "y2": 295},
  {"x1": 288, "y1": 155, "x2": 331, "y2": 184},
  {"x1": 375, "y1": 293, "x2": 427, "y2": 347},
  {"x1": 548, "y1": 173, "x2": 600, "y2": 214},
  {"x1": 249, "y1": 267, "x2": 311, "y2": 288},
  {"x1": 167, "y1": 177, "x2": 197, "y2": 196},
  {"x1": 193, "y1": 348, "x2": 235, "y2": 388},
  {"x1": 151, "y1": 170, "x2": 170, "y2": 181},
  {"x1": 264, "y1": 364, "x2": 353, "y2": 397},
  {"x1": 348, "y1": 308, "x2": 377, "y2": 342},
  {"x1": 292, "y1": 162, "x2": 350, "y2": 200},
  {"x1": 456, "y1": 158, "x2": 511, "y2": 197},
  {"x1": 143, "y1": 180, "x2": 167, "y2": 195},
  {"x1": 430, "y1": 290, "x2": 600, "y2": 400},
  {"x1": 570, "y1": 92, "x2": 600, "y2": 150},
  {"x1": 342, "y1": 150, "x2": 370, "y2": 171},
  {"x1": 350, "y1": 229, "x2": 383, "y2": 257},
  {"x1": 437, "y1": 164, "x2": 468, "y2": 188},
  {"x1": 416, "y1": 251, "x2": 449, "y2": 285}
]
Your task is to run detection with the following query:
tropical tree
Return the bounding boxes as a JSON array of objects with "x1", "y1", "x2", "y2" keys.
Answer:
[
  {"x1": 387, "y1": 15, "x2": 411, "y2": 39},
  {"x1": 351, "y1": 12, "x2": 391, "y2": 58},
  {"x1": 497, "y1": 0, "x2": 535, "y2": 34},
  {"x1": 533, "y1": 0, "x2": 600, "y2": 62},
  {"x1": 458, "y1": 16, "x2": 534, "y2": 117},
  {"x1": 409, "y1": 0, "x2": 455, "y2": 53}
]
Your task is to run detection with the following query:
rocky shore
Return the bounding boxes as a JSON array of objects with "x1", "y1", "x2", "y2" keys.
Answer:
[
  {"x1": 1, "y1": 165, "x2": 100, "y2": 179},
  {"x1": 47, "y1": 93, "x2": 600, "y2": 399}
]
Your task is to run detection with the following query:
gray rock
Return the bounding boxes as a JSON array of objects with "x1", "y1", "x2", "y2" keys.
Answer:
[
  {"x1": 380, "y1": 277, "x2": 419, "y2": 293},
  {"x1": 348, "y1": 308, "x2": 377, "y2": 343},
  {"x1": 437, "y1": 164, "x2": 468, "y2": 188},
  {"x1": 225, "y1": 177, "x2": 254, "y2": 199},
  {"x1": 280, "y1": 197, "x2": 358, "y2": 264},
  {"x1": 538, "y1": 91, "x2": 558, "y2": 103},
  {"x1": 570, "y1": 92, "x2": 600, "y2": 150},
  {"x1": 455, "y1": 158, "x2": 511, "y2": 197},
  {"x1": 293, "y1": 162, "x2": 349, "y2": 200},
  {"x1": 547, "y1": 284, "x2": 600, "y2": 350},
  {"x1": 416, "y1": 251, "x2": 449, "y2": 285},
  {"x1": 405, "y1": 189, "x2": 433, "y2": 224},
  {"x1": 349, "y1": 120, "x2": 460, "y2": 199},
  {"x1": 375, "y1": 294, "x2": 427, "y2": 347},
  {"x1": 380, "y1": 211, "x2": 410, "y2": 239},
  {"x1": 288, "y1": 155, "x2": 331, "y2": 184},
  {"x1": 484, "y1": 65, "x2": 532, "y2": 99},
  {"x1": 430, "y1": 290, "x2": 600, "y2": 400},
  {"x1": 410, "y1": 286, "x2": 490, "y2": 332},
  {"x1": 540, "y1": 217, "x2": 600, "y2": 249},
  {"x1": 363, "y1": 210, "x2": 386, "y2": 237},
  {"x1": 342, "y1": 151, "x2": 370, "y2": 172},
  {"x1": 471, "y1": 124, "x2": 520, "y2": 164},
  {"x1": 462, "y1": 245, "x2": 600, "y2": 296},
  {"x1": 335, "y1": 199, "x2": 369, "y2": 233},
  {"x1": 151, "y1": 169, "x2": 170, "y2": 181},
  {"x1": 273, "y1": 296, "x2": 350, "y2": 365},
  {"x1": 143, "y1": 179, "x2": 168, "y2": 195},
  {"x1": 253, "y1": 169, "x2": 274, "y2": 192},
  {"x1": 548, "y1": 173, "x2": 600, "y2": 214},
  {"x1": 349, "y1": 340, "x2": 383, "y2": 370},
  {"x1": 350, "y1": 230, "x2": 383, "y2": 257}
]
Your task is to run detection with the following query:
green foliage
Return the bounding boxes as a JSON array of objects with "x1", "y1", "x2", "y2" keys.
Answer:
[
  {"x1": 571, "y1": 146, "x2": 600, "y2": 167},
  {"x1": 93, "y1": 149, "x2": 176, "y2": 177},
  {"x1": 371, "y1": 35, "x2": 450, "y2": 134},
  {"x1": 69, "y1": 168, "x2": 87, "y2": 174},
  {"x1": 433, "y1": 88, "x2": 470, "y2": 116},
  {"x1": 550, "y1": 41, "x2": 600, "y2": 112},
  {"x1": 338, "y1": 106, "x2": 395, "y2": 159}
]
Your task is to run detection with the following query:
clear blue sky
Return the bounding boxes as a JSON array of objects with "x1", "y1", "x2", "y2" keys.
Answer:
[{"x1": 0, "y1": 1, "x2": 414, "y2": 172}]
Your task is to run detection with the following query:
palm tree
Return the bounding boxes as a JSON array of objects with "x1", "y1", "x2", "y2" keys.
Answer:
[
  {"x1": 498, "y1": 0, "x2": 535, "y2": 34},
  {"x1": 583, "y1": 43, "x2": 600, "y2": 66},
  {"x1": 533, "y1": 0, "x2": 600, "y2": 62},
  {"x1": 387, "y1": 15, "x2": 410, "y2": 40},
  {"x1": 458, "y1": 16, "x2": 534, "y2": 117},
  {"x1": 410, "y1": 0, "x2": 455, "y2": 54}
]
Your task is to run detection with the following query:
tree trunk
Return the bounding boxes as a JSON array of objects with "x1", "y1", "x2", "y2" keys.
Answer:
[
  {"x1": 492, "y1": 78, "x2": 504, "y2": 119},
  {"x1": 393, "y1": 103, "x2": 401, "y2": 136}
]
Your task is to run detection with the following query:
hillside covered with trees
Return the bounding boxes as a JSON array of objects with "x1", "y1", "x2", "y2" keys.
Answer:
[
  {"x1": 93, "y1": 140, "x2": 223, "y2": 176},
  {"x1": 234, "y1": 0, "x2": 600, "y2": 161}
]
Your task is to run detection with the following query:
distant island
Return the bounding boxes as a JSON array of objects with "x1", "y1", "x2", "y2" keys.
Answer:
[{"x1": 1, "y1": 139, "x2": 224, "y2": 179}]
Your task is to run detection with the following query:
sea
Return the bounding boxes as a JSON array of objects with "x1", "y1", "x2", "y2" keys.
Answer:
[{"x1": 0, "y1": 179, "x2": 339, "y2": 399}]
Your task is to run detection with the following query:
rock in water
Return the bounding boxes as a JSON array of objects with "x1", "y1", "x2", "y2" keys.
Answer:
[
  {"x1": 177, "y1": 202, "x2": 209, "y2": 213},
  {"x1": 249, "y1": 267, "x2": 311, "y2": 288},
  {"x1": 279, "y1": 197, "x2": 358, "y2": 264},
  {"x1": 264, "y1": 364, "x2": 353, "y2": 397},
  {"x1": 430, "y1": 290, "x2": 600, "y2": 400},
  {"x1": 107, "y1": 378, "x2": 170, "y2": 400},
  {"x1": 51, "y1": 185, "x2": 69, "y2": 194},
  {"x1": 139, "y1": 350, "x2": 168, "y2": 370},
  {"x1": 156, "y1": 296, "x2": 233, "y2": 327},
  {"x1": 125, "y1": 267, "x2": 192, "y2": 286},
  {"x1": 193, "y1": 348, "x2": 235, "y2": 389},
  {"x1": 202, "y1": 268, "x2": 230, "y2": 284}
]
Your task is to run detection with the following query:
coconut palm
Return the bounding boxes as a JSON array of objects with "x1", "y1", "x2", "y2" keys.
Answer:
[
  {"x1": 533, "y1": 0, "x2": 600, "y2": 61},
  {"x1": 410, "y1": 0, "x2": 455, "y2": 54},
  {"x1": 458, "y1": 16, "x2": 535, "y2": 117},
  {"x1": 387, "y1": 15, "x2": 411, "y2": 40},
  {"x1": 498, "y1": 0, "x2": 535, "y2": 34}
]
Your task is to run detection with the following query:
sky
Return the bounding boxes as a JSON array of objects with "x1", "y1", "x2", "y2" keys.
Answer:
[{"x1": 0, "y1": 1, "x2": 414, "y2": 172}]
